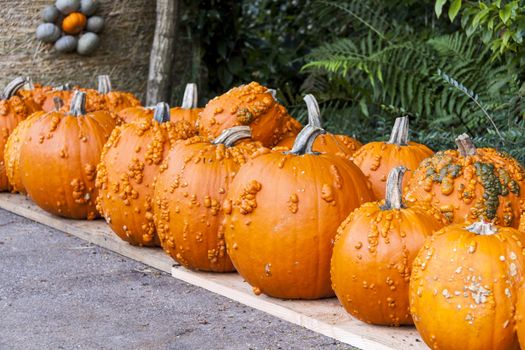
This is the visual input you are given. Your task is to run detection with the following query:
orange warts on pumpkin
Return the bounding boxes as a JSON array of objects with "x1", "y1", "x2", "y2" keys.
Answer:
[{"x1": 331, "y1": 166, "x2": 445, "y2": 326}]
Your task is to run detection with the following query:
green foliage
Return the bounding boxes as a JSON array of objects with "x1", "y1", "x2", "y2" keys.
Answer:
[
  {"x1": 180, "y1": 0, "x2": 525, "y2": 162},
  {"x1": 302, "y1": 0, "x2": 525, "y2": 162},
  {"x1": 435, "y1": 0, "x2": 525, "y2": 64}
]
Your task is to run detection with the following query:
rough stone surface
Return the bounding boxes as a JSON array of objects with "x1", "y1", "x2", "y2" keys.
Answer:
[{"x1": 0, "y1": 209, "x2": 349, "y2": 350}]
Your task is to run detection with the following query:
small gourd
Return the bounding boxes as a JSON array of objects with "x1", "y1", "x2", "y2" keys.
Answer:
[
  {"x1": 55, "y1": 0, "x2": 81, "y2": 14},
  {"x1": 54, "y1": 36, "x2": 78, "y2": 53},
  {"x1": 77, "y1": 32, "x2": 100, "y2": 55},
  {"x1": 86, "y1": 16, "x2": 104, "y2": 33},
  {"x1": 36, "y1": 23, "x2": 61, "y2": 43}
]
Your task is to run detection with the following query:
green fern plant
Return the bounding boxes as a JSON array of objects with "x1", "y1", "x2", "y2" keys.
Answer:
[{"x1": 301, "y1": 0, "x2": 525, "y2": 161}]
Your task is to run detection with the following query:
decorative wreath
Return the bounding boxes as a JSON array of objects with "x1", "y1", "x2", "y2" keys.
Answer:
[{"x1": 36, "y1": 0, "x2": 104, "y2": 55}]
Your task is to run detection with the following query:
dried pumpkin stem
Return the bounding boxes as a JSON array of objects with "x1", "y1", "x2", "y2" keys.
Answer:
[
  {"x1": 381, "y1": 166, "x2": 407, "y2": 210},
  {"x1": 466, "y1": 221, "x2": 497, "y2": 236},
  {"x1": 267, "y1": 89, "x2": 277, "y2": 101},
  {"x1": 153, "y1": 102, "x2": 170, "y2": 123},
  {"x1": 69, "y1": 91, "x2": 86, "y2": 116},
  {"x1": 53, "y1": 97, "x2": 64, "y2": 112},
  {"x1": 455, "y1": 133, "x2": 477, "y2": 157},
  {"x1": 287, "y1": 125, "x2": 325, "y2": 155},
  {"x1": 212, "y1": 126, "x2": 252, "y2": 147},
  {"x1": 54, "y1": 83, "x2": 72, "y2": 91},
  {"x1": 2, "y1": 77, "x2": 27, "y2": 100},
  {"x1": 181, "y1": 83, "x2": 198, "y2": 109},
  {"x1": 304, "y1": 94, "x2": 322, "y2": 128},
  {"x1": 387, "y1": 116, "x2": 409, "y2": 145},
  {"x1": 98, "y1": 75, "x2": 112, "y2": 94},
  {"x1": 24, "y1": 77, "x2": 35, "y2": 90}
]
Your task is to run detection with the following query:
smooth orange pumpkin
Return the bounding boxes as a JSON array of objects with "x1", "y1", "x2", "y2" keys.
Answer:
[
  {"x1": 405, "y1": 134, "x2": 525, "y2": 227},
  {"x1": 331, "y1": 166, "x2": 445, "y2": 325},
  {"x1": 198, "y1": 82, "x2": 301, "y2": 147},
  {"x1": 96, "y1": 103, "x2": 196, "y2": 246},
  {"x1": 62, "y1": 12, "x2": 87, "y2": 34},
  {"x1": 223, "y1": 124, "x2": 373, "y2": 299},
  {"x1": 409, "y1": 221, "x2": 525, "y2": 350},
  {"x1": 0, "y1": 77, "x2": 42, "y2": 191},
  {"x1": 352, "y1": 116, "x2": 433, "y2": 199},
  {"x1": 20, "y1": 91, "x2": 116, "y2": 219},
  {"x1": 169, "y1": 83, "x2": 203, "y2": 128},
  {"x1": 153, "y1": 126, "x2": 262, "y2": 271}
]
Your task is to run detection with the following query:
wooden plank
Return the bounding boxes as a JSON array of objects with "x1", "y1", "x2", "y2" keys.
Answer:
[
  {"x1": 0, "y1": 193, "x2": 427, "y2": 350},
  {"x1": 0, "y1": 193, "x2": 173, "y2": 273}
]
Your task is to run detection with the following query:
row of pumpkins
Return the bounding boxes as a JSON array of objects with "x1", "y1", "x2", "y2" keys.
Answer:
[{"x1": 2, "y1": 76, "x2": 525, "y2": 349}]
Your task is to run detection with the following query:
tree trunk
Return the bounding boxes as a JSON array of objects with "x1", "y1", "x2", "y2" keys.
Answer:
[{"x1": 146, "y1": 0, "x2": 178, "y2": 105}]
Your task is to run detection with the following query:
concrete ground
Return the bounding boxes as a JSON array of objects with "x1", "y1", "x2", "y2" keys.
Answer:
[{"x1": 0, "y1": 209, "x2": 351, "y2": 350}]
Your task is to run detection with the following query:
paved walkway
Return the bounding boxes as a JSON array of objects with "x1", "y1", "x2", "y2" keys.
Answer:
[{"x1": 0, "y1": 209, "x2": 349, "y2": 350}]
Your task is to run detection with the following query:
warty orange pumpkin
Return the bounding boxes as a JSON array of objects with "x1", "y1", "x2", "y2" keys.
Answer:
[
  {"x1": 331, "y1": 166, "x2": 445, "y2": 325},
  {"x1": 96, "y1": 103, "x2": 196, "y2": 246},
  {"x1": 223, "y1": 124, "x2": 373, "y2": 299},
  {"x1": 351, "y1": 116, "x2": 433, "y2": 199},
  {"x1": 97, "y1": 75, "x2": 141, "y2": 113},
  {"x1": 405, "y1": 133, "x2": 525, "y2": 227},
  {"x1": 5, "y1": 98, "x2": 63, "y2": 194},
  {"x1": 169, "y1": 83, "x2": 203, "y2": 129},
  {"x1": 409, "y1": 221, "x2": 525, "y2": 350},
  {"x1": 19, "y1": 91, "x2": 116, "y2": 219},
  {"x1": 198, "y1": 82, "x2": 301, "y2": 147},
  {"x1": 153, "y1": 126, "x2": 261, "y2": 272},
  {"x1": 0, "y1": 77, "x2": 42, "y2": 191},
  {"x1": 276, "y1": 95, "x2": 361, "y2": 158},
  {"x1": 517, "y1": 284, "x2": 525, "y2": 348}
]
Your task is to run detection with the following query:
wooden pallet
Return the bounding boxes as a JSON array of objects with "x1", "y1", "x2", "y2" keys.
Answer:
[{"x1": 0, "y1": 193, "x2": 427, "y2": 350}]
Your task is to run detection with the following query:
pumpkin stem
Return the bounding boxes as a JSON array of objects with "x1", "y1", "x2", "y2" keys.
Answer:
[
  {"x1": 387, "y1": 116, "x2": 409, "y2": 145},
  {"x1": 286, "y1": 125, "x2": 325, "y2": 155},
  {"x1": 53, "y1": 97, "x2": 64, "y2": 112},
  {"x1": 181, "y1": 83, "x2": 198, "y2": 109},
  {"x1": 267, "y1": 89, "x2": 277, "y2": 101},
  {"x1": 213, "y1": 126, "x2": 252, "y2": 147},
  {"x1": 24, "y1": 77, "x2": 35, "y2": 90},
  {"x1": 304, "y1": 94, "x2": 322, "y2": 128},
  {"x1": 466, "y1": 221, "x2": 497, "y2": 236},
  {"x1": 98, "y1": 75, "x2": 112, "y2": 94},
  {"x1": 54, "y1": 83, "x2": 72, "y2": 91},
  {"x1": 69, "y1": 91, "x2": 86, "y2": 116},
  {"x1": 2, "y1": 77, "x2": 27, "y2": 100},
  {"x1": 455, "y1": 133, "x2": 477, "y2": 157},
  {"x1": 153, "y1": 102, "x2": 170, "y2": 123},
  {"x1": 381, "y1": 166, "x2": 407, "y2": 210}
]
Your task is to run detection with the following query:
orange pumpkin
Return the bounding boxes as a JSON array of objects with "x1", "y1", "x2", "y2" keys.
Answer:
[
  {"x1": 96, "y1": 103, "x2": 196, "y2": 246},
  {"x1": 116, "y1": 106, "x2": 153, "y2": 124},
  {"x1": 331, "y1": 166, "x2": 445, "y2": 325},
  {"x1": 97, "y1": 75, "x2": 141, "y2": 113},
  {"x1": 223, "y1": 124, "x2": 373, "y2": 299},
  {"x1": 517, "y1": 284, "x2": 525, "y2": 348},
  {"x1": 276, "y1": 95, "x2": 361, "y2": 158},
  {"x1": 405, "y1": 134, "x2": 525, "y2": 227},
  {"x1": 198, "y1": 82, "x2": 301, "y2": 147},
  {"x1": 352, "y1": 116, "x2": 433, "y2": 199},
  {"x1": 409, "y1": 221, "x2": 525, "y2": 350},
  {"x1": 169, "y1": 83, "x2": 203, "y2": 128},
  {"x1": 5, "y1": 98, "x2": 63, "y2": 194},
  {"x1": 153, "y1": 126, "x2": 261, "y2": 271},
  {"x1": 0, "y1": 77, "x2": 42, "y2": 191},
  {"x1": 62, "y1": 12, "x2": 87, "y2": 35},
  {"x1": 20, "y1": 91, "x2": 116, "y2": 219}
]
